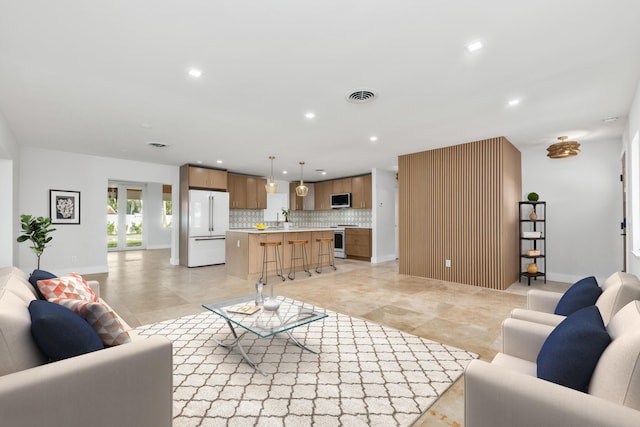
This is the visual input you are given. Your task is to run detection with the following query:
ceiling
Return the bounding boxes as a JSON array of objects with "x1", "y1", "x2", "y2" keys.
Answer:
[{"x1": 1, "y1": 1, "x2": 640, "y2": 182}]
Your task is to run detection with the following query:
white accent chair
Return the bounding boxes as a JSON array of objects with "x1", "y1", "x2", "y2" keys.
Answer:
[
  {"x1": 465, "y1": 301, "x2": 640, "y2": 427},
  {"x1": 511, "y1": 271, "x2": 640, "y2": 326}
]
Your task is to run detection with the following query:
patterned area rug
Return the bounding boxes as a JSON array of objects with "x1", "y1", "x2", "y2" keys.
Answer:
[{"x1": 136, "y1": 304, "x2": 478, "y2": 426}]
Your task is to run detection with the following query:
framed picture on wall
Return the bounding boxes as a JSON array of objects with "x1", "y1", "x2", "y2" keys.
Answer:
[{"x1": 50, "y1": 189, "x2": 81, "y2": 224}]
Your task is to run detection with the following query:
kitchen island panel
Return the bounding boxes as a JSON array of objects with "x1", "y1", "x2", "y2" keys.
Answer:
[{"x1": 226, "y1": 229, "x2": 335, "y2": 279}]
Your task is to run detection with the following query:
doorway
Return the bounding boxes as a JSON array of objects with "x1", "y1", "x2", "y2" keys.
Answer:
[
  {"x1": 107, "y1": 182, "x2": 146, "y2": 251},
  {"x1": 622, "y1": 153, "x2": 627, "y2": 271}
]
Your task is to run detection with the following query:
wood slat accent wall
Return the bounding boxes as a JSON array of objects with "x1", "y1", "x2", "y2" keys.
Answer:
[{"x1": 398, "y1": 136, "x2": 521, "y2": 290}]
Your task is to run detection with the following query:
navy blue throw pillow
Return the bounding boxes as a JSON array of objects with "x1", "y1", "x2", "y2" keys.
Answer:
[
  {"x1": 554, "y1": 276, "x2": 601, "y2": 316},
  {"x1": 29, "y1": 300, "x2": 104, "y2": 361},
  {"x1": 28, "y1": 269, "x2": 57, "y2": 300},
  {"x1": 537, "y1": 305, "x2": 611, "y2": 392}
]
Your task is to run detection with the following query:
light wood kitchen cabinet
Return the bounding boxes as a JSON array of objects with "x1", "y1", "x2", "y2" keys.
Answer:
[
  {"x1": 246, "y1": 177, "x2": 267, "y2": 209},
  {"x1": 332, "y1": 178, "x2": 352, "y2": 194},
  {"x1": 229, "y1": 174, "x2": 267, "y2": 209},
  {"x1": 228, "y1": 173, "x2": 247, "y2": 208},
  {"x1": 345, "y1": 228, "x2": 372, "y2": 260},
  {"x1": 351, "y1": 174, "x2": 372, "y2": 209},
  {"x1": 314, "y1": 181, "x2": 333, "y2": 210},
  {"x1": 186, "y1": 165, "x2": 228, "y2": 191},
  {"x1": 289, "y1": 182, "x2": 304, "y2": 211}
]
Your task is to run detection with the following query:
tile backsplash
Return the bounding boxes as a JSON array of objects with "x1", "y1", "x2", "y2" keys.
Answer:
[{"x1": 229, "y1": 208, "x2": 372, "y2": 229}]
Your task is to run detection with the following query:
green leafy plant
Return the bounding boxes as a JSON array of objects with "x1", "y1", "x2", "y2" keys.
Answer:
[
  {"x1": 17, "y1": 214, "x2": 56, "y2": 269},
  {"x1": 107, "y1": 221, "x2": 117, "y2": 235},
  {"x1": 129, "y1": 222, "x2": 142, "y2": 234},
  {"x1": 527, "y1": 192, "x2": 540, "y2": 201},
  {"x1": 281, "y1": 209, "x2": 290, "y2": 222}
]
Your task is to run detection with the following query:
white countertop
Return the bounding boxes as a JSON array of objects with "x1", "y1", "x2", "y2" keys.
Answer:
[{"x1": 227, "y1": 227, "x2": 335, "y2": 234}]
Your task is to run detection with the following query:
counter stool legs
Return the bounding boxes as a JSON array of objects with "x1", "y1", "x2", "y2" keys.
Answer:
[
  {"x1": 315, "y1": 238, "x2": 336, "y2": 274},
  {"x1": 288, "y1": 240, "x2": 311, "y2": 280},
  {"x1": 259, "y1": 241, "x2": 285, "y2": 283}
]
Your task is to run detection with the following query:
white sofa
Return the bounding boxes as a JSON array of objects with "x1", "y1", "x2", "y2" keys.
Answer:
[
  {"x1": 465, "y1": 301, "x2": 640, "y2": 427},
  {"x1": 0, "y1": 266, "x2": 173, "y2": 427},
  {"x1": 511, "y1": 271, "x2": 640, "y2": 327}
]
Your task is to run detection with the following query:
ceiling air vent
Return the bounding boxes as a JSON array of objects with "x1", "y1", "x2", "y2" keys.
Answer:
[
  {"x1": 346, "y1": 88, "x2": 378, "y2": 104},
  {"x1": 146, "y1": 141, "x2": 168, "y2": 148}
]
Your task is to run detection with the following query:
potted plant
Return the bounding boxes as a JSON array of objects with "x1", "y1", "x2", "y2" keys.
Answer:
[
  {"x1": 281, "y1": 209, "x2": 291, "y2": 230},
  {"x1": 17, "y1": 214, "x2": 56, "y2": 269}
]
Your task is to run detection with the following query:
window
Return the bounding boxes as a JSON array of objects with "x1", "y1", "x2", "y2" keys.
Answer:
[{"x1": 162, "y1": 184, "x2": 172, "y2": 228}]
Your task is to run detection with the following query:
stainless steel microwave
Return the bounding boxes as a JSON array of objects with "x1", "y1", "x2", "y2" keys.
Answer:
[{"x1": 330, "y1": 193, "x2": 351, "y2": 208}]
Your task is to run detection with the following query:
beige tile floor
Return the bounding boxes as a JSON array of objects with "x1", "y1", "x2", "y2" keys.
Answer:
[{"x1": 85, "y1": 249, "x2": 571, "y2": 427}]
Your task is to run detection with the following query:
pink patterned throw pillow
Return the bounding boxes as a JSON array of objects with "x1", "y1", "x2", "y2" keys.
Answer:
[
  {"x1": 37, "y1": 273, "x2": 98, "y2": 302},
  {"x1": 50, "y1": 298, "x2": 132, "y2": 346}
]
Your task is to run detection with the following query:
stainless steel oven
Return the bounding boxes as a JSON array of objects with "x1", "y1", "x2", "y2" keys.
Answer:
[{"x1": 334, "y1": 228, "x2": 346, "y2": 259}]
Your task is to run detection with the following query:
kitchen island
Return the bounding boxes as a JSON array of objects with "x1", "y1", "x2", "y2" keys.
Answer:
[{"x1": 225, "y1": 228, "x2": 335, "y2": 280}]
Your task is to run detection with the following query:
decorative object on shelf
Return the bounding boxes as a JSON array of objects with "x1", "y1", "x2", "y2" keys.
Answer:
[
  {"x1": 522, "y1": 231, "x2": 542, "y2": 238},
  {"x1": 295, "y1": 161, "x2": 309, "y2": 197},
  {"x1": 265, "y1": 155, "x2": 278, "y2": 194},
  {"x1": 17, "y1": 214, "x2": 56, "y2": 269},
  {"x1": 529, "y1": 209, "x2": 538, "y2": 220},
  {"x1": 49, "y1": 189, "x2": 81, "y2": 224},
  {"x1": 527, "y1": 262, "x2": 538, "y2": 274},
  {"x1": 527, "y1": 192, "x2": 539, "y2": 201},
  {"x1": 547, "y1": 136, "x2": 580, "y2": 159},
  {"x1": 525, "y1": 249, "x2": 541, "y2": 256}
]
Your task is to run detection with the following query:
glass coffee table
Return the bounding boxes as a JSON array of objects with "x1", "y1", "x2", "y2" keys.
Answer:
[{"x1": 202, "y1": 295, "x2": 328, "y2": 374}]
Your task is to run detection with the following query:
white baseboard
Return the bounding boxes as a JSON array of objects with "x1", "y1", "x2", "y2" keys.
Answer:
[{"x1": 371, "y1": 254, "x2": 397, "y2": 264}]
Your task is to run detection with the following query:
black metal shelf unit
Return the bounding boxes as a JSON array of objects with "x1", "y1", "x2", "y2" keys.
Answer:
[{"x1": 519, "y1": 201, "x2": 546, "y2": 285}]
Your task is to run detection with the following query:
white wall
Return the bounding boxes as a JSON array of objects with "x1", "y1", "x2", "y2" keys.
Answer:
[
  {"x1": 18, "y1": 147, "x2": 179, "y2": 275},
  {"x1": 625, "y1": 80, "x2": 640, "y2": 276},
  {"x1": 0, "y1": 110, "x2": 19, "y2": 267},
  {"x1": 520, "y1": 139, "x2": 623, "y2": 284},
  {"x1": 372, "y1": 168, "x2": 397, "y2": 263},
  {"x1": 145, "y1": 182, "x2": 172, "y2": 249}
]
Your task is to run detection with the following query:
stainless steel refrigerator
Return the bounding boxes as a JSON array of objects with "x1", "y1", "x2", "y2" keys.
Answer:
[{"x1": 188, "y1": 190, "x2": 230, "y2": 267}]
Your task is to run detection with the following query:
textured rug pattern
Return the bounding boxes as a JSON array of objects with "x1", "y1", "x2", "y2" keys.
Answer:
[{"x1": 136, "y1": 307, "x2": 478, "y2": 426}]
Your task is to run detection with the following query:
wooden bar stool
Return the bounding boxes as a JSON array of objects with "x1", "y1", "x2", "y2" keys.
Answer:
[
  {"x1": 259, "y1": 241, "x2": 285, "y2": 284},
  {"x1": 287, "y1": 239, "x2": 311, "y2": 280},
  {"x1": 315, "y1": 237, "x2": 336, "y2": 273}
]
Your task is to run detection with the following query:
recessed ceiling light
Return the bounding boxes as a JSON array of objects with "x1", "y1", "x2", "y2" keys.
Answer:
[
  {"x1": 216, "y1": 160, "x2": 223, "y2": 164},
  {"x1": 369, "y1": 136, "x2": 378, "y2": 142},
  {"x1": 196, "y1": 160, "x2": 203, "y2": 164},
  {"x1": 466, "y1": 40, "x2": 484, "y2": 52},
  {"x1": 188, "y1": 68, "x2": 202, "y2": 78},
  {"x1": 603, "y1": 117, "x2": 619, "y2": 123},
  {"x1": 508, "y1": 99, "x2": 520, "y2": 106},
  {"x1": 282, "y1": 170, "x2": 288, "y2": 174},
  {"x1": 305, "y1": 112, "x2": 315, "y2": 119}
]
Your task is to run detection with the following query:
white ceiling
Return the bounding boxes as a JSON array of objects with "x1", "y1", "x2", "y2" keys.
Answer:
[{"x1": 1, "y1": 1, "x2": 640, "y2": 181}]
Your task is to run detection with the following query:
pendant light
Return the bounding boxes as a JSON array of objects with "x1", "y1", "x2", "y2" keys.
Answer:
[
  {"x1": 296, "y1": 161, "x2": 309, "y2": 197},
  {"x1": 547, "y1": 136, "x2": 580, "y2": 159},
  {"x1": 265, "y1": 155, "x2": 278, "y2": 194}
]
